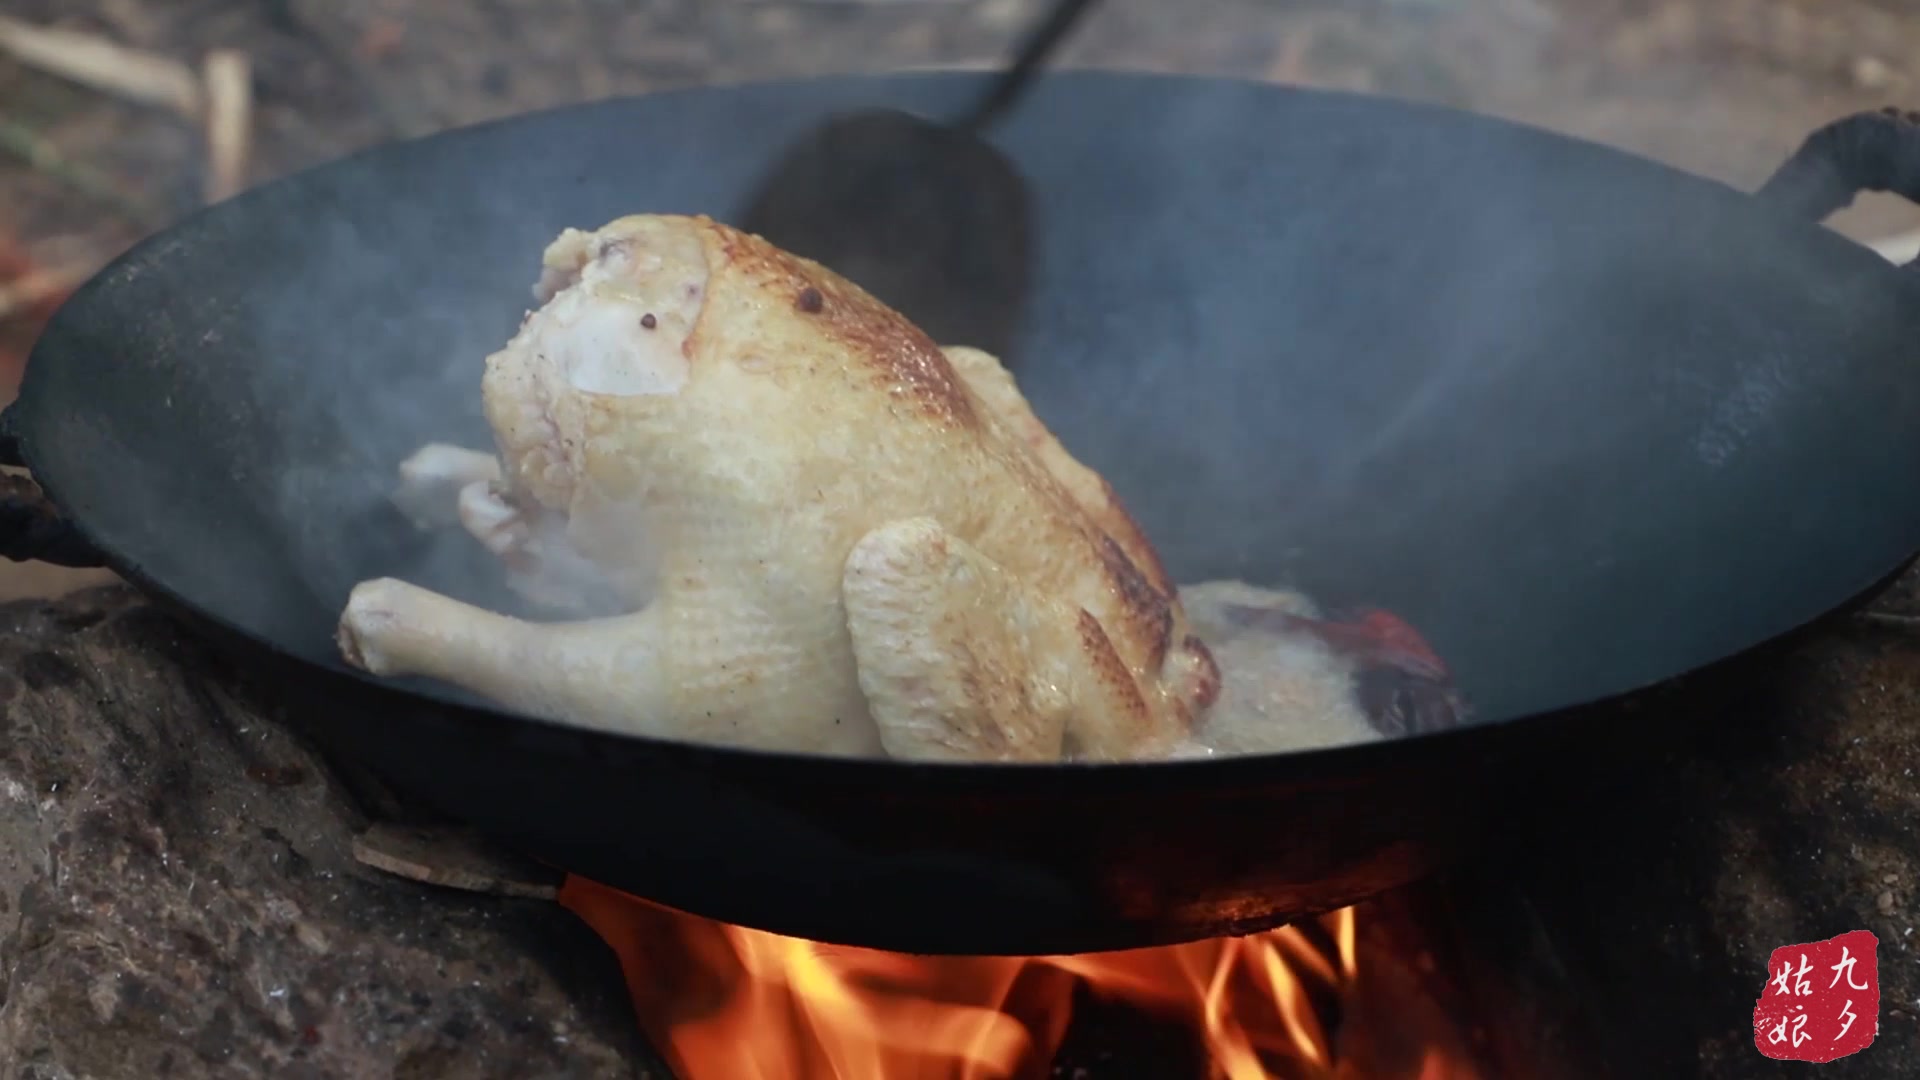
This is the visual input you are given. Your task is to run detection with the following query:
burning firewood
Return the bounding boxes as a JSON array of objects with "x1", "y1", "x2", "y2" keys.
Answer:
[{"x1": 559, "y1": 877, "x2": 1491, "y2": 1079}]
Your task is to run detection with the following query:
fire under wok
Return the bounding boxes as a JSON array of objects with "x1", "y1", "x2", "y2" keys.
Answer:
[{"x1": 6, "y1": 73, "x2": 1920, "y2": 956}]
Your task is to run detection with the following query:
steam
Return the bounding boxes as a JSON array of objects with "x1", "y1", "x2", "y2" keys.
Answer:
[
  {"x1": 220, "y1": 69, "x2": 1876, "y2": 723},
  {"x1": 251, "y1": 205, "x2": 529, "y2": 626},
  {"x1": 237, "y1": 97, "x2": 767, "y2": 640},
  {"x1": 975, "y1": 74, "x2": 1866, "y2": 721}
]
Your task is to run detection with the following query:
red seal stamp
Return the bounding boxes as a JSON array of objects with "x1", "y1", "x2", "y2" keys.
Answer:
[{"x1": 1753, "y1": 930, "x2": 1879, "y2": 1062}]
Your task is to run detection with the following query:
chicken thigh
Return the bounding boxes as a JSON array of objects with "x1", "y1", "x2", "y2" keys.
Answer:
[{"x1": 337, "y1": 213, "x2": 1221, "y2": 762}]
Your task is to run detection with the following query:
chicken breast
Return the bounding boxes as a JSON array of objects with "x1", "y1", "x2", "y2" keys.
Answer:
[{"x1": 337, "y1": 213, "x2": 1221, "y2": 762}]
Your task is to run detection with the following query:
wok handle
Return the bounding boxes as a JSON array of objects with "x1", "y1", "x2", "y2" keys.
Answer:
[
  {"x1": 0, "y1": 473, "x2": 107, "y2": 568},
  {"x1": 0, "y1": 404, "x2": 23, "y2": 469},
  {"x1": 1755, "y1": 107, "x2": 1920, "y2": 271},
  {"x1": 0, "y1": 410, "x2": 109, "y2": 568}
]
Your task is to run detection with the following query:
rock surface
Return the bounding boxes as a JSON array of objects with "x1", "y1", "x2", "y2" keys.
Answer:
[
  {"x1": 0, "y1": 586, "x2": 660, "y2": 1079},
  {"x1": 3, "y1": 575, "x2": 1919, "y2": 1079},
  {"x1": 1443, "y1": 600, "x2": 1920, "y2": 1079}
]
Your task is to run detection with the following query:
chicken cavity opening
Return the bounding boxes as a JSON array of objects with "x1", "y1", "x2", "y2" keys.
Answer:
[
  {"x1": 483, "y1": 222, "x2": 714, "y2": 514},
  {"x1": 519, "y1": 227, "x2": 705, "y2": 400}
]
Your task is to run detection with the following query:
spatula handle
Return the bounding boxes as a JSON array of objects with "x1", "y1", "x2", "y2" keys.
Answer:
[{"x1": 954, "y1": 0, "x2": 1103, "y2": 133}]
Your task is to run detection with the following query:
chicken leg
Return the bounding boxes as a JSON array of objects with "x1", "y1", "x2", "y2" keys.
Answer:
[
  {"x1": 389, "y1": 442, "x2": 615, "y2": 615},
  {"x1": 338, "y1": 576, "x2": 672, "y2": 729}
]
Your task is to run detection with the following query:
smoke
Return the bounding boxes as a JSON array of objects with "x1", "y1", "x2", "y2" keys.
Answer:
[{"x1": 237, "y1": 92, "x2": 796, "y2": 644}]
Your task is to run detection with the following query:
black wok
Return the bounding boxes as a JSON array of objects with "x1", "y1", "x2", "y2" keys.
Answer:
[{"x1": 6, "y1": 73, "x2": 1920, "y2": 956}]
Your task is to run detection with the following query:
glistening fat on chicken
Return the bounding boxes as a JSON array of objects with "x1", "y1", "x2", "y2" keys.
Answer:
[{"x1": 337, "y1": 213, "x2": 1445, "y2": 763}]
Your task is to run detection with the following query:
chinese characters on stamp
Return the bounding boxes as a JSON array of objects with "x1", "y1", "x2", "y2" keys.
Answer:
[{"x1": 1753, "y1": 929, "x2": 1879, "y2": 1063}]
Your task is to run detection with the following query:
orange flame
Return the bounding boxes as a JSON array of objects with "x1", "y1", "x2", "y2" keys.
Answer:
[{"x1": 560, "y1": 878, "x2": 1478, "y2": 1080}]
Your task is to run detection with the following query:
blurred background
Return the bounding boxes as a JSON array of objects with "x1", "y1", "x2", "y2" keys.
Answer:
[{"x1": 3, "y1": 0, "x2": 1920, "y2": 601}]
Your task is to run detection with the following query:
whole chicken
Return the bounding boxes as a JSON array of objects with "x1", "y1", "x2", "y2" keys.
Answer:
[{"x1": 337, "y1": 213, "x2": 1223, "y2": 762}]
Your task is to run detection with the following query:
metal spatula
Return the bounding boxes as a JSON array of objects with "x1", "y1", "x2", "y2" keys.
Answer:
[{"x1": 734, "y1": 0, "x2": 1100, "y2": 362}]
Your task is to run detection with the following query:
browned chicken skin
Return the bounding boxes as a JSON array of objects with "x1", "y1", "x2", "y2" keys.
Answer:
[{"x1": 338, "y1": 214, "x2": 1219, "y2": 761}]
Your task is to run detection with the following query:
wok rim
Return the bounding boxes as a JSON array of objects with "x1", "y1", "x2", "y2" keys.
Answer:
[{"x1": 12, "y1": 68, "x2": 1917, "y2": 792}]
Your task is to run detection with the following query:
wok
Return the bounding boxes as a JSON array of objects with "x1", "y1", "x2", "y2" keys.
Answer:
[{"x1": 5, "y1": 73, "x2": 1920, "y2": 956}]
